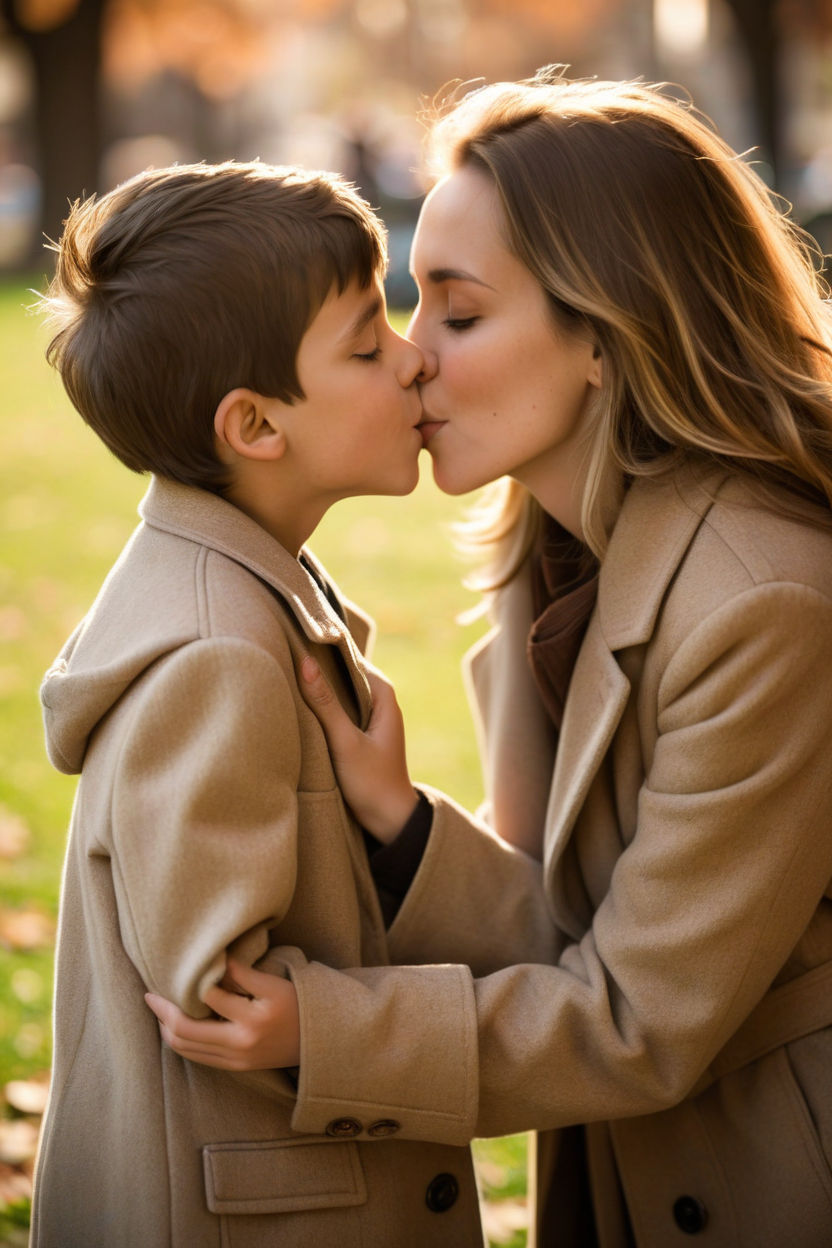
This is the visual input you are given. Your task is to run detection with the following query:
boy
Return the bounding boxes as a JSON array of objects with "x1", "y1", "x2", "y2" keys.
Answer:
[{"x1": 30, "y1": 161, "x2": 485, "y2": 1247}]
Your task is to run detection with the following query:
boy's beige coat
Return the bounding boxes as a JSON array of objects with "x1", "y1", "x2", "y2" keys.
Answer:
[
  {"x1": 285, "y1": 469, "x2": 832, "y2": 1247},
  {"x1": 32, "y1": 478, "x2": 544, "y2": 1247}
]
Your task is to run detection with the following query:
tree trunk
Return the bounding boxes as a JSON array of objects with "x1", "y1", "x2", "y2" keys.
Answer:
[
  {"x1": 2, "y1": 0, "x2": 106, "y2": 269},
  {"x1": 722, "y1": 0, "x2": 781, "y2": 184}
]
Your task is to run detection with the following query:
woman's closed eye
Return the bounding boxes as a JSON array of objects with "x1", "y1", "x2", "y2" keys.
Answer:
[
  {"x1": 353, "y1": 346, "x2": 382, "y2": 361},
  {"x1": 443, "y1": 316, "x2": 479, "y2": 332}
]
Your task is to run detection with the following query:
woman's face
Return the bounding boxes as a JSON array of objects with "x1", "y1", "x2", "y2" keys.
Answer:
[{"x1": 408, "y1": 166, "x2": 601, "y2": 534}]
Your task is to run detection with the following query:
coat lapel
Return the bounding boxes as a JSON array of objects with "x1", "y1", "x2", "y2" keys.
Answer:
[
  {"x1": 542, "y1": 617, "x2": 630, "y2": 885},
  {"x1": 137, "y1": 477, "x2": 373, "y2": 728},
  {"x1": 543, "y1": 465, "x2": 727, "y2": 891}
]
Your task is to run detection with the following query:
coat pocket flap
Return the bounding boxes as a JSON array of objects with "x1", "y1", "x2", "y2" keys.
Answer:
[{"x1": 203, "y1": 1138, "x2": 367, "y2": 1215}]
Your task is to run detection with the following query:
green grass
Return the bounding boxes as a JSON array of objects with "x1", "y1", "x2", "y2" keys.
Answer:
[{"x1": 0, "y1": 285, "x2": 528, "y2": 1241}]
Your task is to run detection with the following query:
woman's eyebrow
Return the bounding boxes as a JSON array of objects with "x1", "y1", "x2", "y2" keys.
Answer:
[{"x1": 425, "y1": 267, "x2": 497, "y2": 291}]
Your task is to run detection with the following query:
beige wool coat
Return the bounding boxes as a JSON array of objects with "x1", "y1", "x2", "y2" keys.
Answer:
[
  {"x1": 281, "y1": 468, "x2": 832, "y2": 1247},
  {"x1": 31, "y1": 476, "x2": 547, "y2": 1248}
]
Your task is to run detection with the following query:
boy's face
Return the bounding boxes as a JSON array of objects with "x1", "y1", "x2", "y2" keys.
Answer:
[{"x1": 273, "y1": 276, "x2": 424, "y2": 505}]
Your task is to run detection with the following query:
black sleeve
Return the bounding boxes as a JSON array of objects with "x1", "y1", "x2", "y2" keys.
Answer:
[{"x1": 363, "y1": 790, "x2": 433, "y2": 927}]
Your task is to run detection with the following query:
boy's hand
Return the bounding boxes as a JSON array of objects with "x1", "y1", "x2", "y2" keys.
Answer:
[
  {"x1": 145, "y1": 959, "x2": 300, "y2": 1070},
  {"x1": 300, "y1": 655, "x2": 418, "y2": 843}
]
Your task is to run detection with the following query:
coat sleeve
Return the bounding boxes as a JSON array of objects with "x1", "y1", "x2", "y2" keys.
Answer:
[
  {"x1": 384, "y1": 785, "x2": 564, "y2": 974},
  {"x1": 282, "y1": 581, "x2": 832, "y2": 1144},
  {"x1": 108, "y1": 637, "x2": 302, "y2": 1018}
]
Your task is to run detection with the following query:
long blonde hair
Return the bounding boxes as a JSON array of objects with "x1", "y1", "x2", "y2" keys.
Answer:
[{"x1": 427, "y1": 71, "x2": 832, "y2": 585}]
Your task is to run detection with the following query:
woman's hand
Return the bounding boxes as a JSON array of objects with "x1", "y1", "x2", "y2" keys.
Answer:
[
  {"x1": 144, "y1": 958, "x2": 300, "y2": 1070},
  {"x1": 300, "y1": 655, "x2": 419, "y2": 843}
]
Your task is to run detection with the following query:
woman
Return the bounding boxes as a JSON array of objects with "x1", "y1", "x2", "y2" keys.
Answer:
[{"x1": 148, "y1": 72, "x2": 832, "y2": 1245}]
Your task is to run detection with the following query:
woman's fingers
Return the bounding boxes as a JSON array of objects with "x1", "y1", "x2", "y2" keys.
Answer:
[
  {"x1": 363, "y1": 665, "x2": 398, "y2": 718},
  {"x1": 298, "y1": 653, "x2": 371, "y2": 768},
  {"x1": 145, "y1": 963, "x2": 301, "y2": 1070},
  {"x1": 218, "y1": 958, "x2": 278, "y2": 1000},
  {"x1": 299, "y1": 654, "x2": 394, "y2": 746},
  {"x1": 299, "y1": 655, "x2": 348, "y2": 742},
  {"x1": 298, "y1": 652, "x2": 417, "y2": 842},
  {"x1": 144, "y1": 992, "x2": 236, "y2": 1051},
  {"x1": 364, "y1": 663, "x2": 394, "y2": 696},
  {"x1": 145, "y1": 964, "x2": 281, "y2": 1035}
]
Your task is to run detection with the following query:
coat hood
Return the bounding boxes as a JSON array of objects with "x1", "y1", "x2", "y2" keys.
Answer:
[{"x1": 40, "y1": 526, "x2": 209, "y2": 775}]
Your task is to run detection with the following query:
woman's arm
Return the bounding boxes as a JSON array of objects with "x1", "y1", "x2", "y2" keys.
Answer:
[
  {"x1": 299, "y1": 654, "x2": 561, "y2": 969},
  {"x1": 155, "y1": 580, "x2": 832, "y2": 1145},
  {"x1": 149, "y1": 578, "x2": 832, "y2": 1149},
  {"x1": 282, "y1": 581, "x2": 832, "y2": 1142}
]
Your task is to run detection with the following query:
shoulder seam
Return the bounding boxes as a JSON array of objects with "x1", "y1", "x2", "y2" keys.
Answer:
[{"x1": 697, "y1": 513, "x2": 758, "y2": 586}]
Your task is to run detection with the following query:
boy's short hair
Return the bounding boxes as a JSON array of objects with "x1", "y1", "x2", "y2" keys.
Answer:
[{"x1": 41, "y1": 161, "x2": 388, "y2": 490}]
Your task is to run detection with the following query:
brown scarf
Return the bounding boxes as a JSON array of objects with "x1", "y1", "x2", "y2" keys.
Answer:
[{"x1": 527, "y1": 515, "x2": 599, "y2": 731}]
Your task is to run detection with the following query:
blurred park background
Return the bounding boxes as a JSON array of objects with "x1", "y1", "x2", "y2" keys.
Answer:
[{"x1": 1, "y1": 1, "x2": 831, "y2": 1244}]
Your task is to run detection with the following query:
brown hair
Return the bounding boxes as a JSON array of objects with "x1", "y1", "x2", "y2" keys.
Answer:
[
  {"x1": 41, "y1": 160, "x2": 387, "y2": 490},
  {"x1": 427, "y1": 72, "x2": 832, "y2": 581}
]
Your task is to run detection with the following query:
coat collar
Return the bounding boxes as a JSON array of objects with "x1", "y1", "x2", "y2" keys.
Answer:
[
  {"x1": 542, "y1": 464, "x2": 727, "y2": 914},
  {"x1": 138, "y1": 476, "x2": 373, "y2": 725},
  {"x1": 598, "y1": 463, "x2": 728, "y2": 651}
]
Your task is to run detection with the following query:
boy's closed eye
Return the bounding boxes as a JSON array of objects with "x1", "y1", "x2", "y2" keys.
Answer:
[{"x1": 353, "y1": 343, "x2": 382, "y2": 362}]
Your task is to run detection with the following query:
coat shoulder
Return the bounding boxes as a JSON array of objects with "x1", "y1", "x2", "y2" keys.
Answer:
[
  {"x1": 661, "y1": 483, "x2": 832, "y2": 644},
  {"x1": 701, "y1": 481, "x2": 832, "y2": 600},
  {"x1": 633, "y1": 480, "x2": 832, "y2": 687}
]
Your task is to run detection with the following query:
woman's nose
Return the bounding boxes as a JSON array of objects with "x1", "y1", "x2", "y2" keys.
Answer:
[{"x1": 405, "y1": 304, "x2": 437, "y2": 381}]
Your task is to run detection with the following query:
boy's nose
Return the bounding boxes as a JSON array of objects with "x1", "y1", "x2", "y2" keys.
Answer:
[{"x1": 397, "y1": 335, "x2": 427, "y2": 386}]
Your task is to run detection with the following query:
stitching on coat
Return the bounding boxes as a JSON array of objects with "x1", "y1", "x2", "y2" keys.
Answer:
[{"x1": 195, "y1": 546, "x2": 210, "y2": 638}]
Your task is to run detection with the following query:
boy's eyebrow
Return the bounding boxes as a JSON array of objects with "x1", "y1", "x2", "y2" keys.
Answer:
[{"x1": 340, "y1": 294, "x2": 383, "y2": 342}]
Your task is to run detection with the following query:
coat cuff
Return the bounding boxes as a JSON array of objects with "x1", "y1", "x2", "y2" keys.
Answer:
[{"x1": 277, "y1": 948, "x2": 478, "y2": 1146}]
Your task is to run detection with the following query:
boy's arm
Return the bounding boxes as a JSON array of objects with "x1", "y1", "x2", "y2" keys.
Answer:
[{"x1": 110, "y1": 636, "x2": 303, "y2": 1019}]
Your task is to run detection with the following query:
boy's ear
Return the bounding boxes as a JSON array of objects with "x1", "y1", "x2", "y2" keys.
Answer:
[{"x1": 214, "y1": 388, "x2": 288, "y2": 462}]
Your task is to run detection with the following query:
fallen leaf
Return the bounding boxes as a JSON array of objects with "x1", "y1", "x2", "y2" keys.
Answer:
[
  {"x1": 0, "y1": 909, "x2": 54, "y2": 951},
  {"x1": 0, "y1": 1160, "x2": 32, "y2": 1205},
  {"x1": 0, "y1": 1119, "x2": 38, "y2": 1166},
  {"x1": 481, "y1": 1197, "x2": 529, "y2": 1244},
  {"x1": 4, "y1": 1077, "x2": 49, "y2": 1116},
  {"x1": 474, "y1": 1156, "x2": 506, "y2": 1189},
  {"x1": 0, "y1": 810, "x2": 28, "y2": 860}
]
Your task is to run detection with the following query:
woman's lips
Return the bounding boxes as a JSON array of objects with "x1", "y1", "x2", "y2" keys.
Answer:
[{"x1": 417, "y1": 420, "x2": 445, "y2": 446}]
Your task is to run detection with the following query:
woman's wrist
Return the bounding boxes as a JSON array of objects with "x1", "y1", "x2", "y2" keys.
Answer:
[{"x1": 366, "y1": 785, "x2": 421, "y2": 844}]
